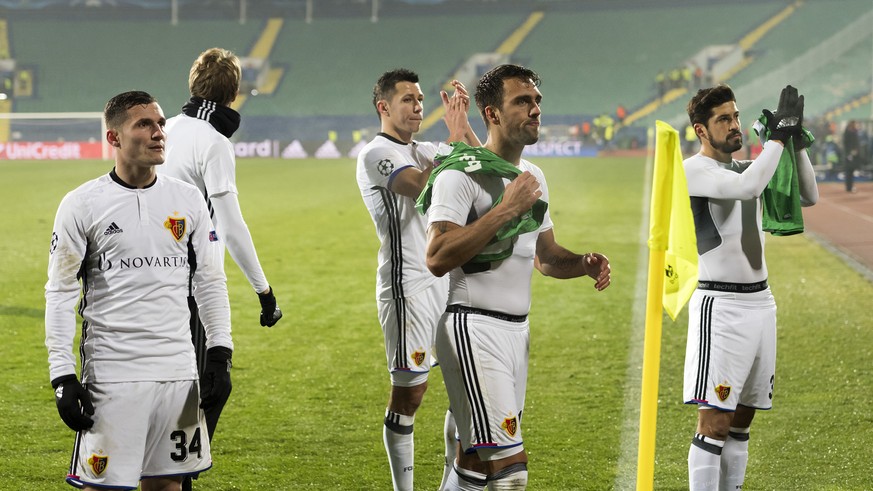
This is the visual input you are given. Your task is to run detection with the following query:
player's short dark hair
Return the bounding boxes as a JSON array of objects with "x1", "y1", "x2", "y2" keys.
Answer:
[
  {"x1": 687, "y1": 84, "x2": 736, "y2": 128},
  {"x1": 104, "y1": 91, "x2": 157, "y2": 130},
  {"x1": 475, "y1": 64, "x2": 541, "y2": 127},
  {"x1": 372, "y1": 68, "x2": 419, "y2": 119}
]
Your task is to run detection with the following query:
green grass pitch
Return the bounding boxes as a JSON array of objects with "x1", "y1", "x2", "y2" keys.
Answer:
[{"x1": 1, "y1": 156, "x2": 871, "y2": 490}]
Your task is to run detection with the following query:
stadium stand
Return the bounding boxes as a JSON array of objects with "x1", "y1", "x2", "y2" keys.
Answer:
[
  {"x1": 241, "y1": 13, "x2": 526, "y2": 117},
  {"x1": 8, "y1": 19, "x2": 261, "y2": 114},
  {"x1": 727, "y1": 0, "x2": 872, "y2": 88},
  {"x1": 806, "y1": 39, "x2": 873, "y2": 120},
  {"x1": 1, "y1": 0, "x2": 870, "y2": 146},
  {"x1": 646, "y1": 0, "x2": 873, "y2": 129},
  {"x1": 515, "y1": 3, "x2": 783, "y2": 122},
  {"x1": 217, "y1": 11, "x2": 530, "y2": 141},
  {"x1": 230, "y1": 17, "x2": 285, "y2": 111}
]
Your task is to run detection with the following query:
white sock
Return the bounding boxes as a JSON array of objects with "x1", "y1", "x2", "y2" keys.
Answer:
[
  {"x1": 443, "y1": 463, "x2": 487, "y2": 491},
  {"x1": 689, "y1": 433, "x2": 724, "y2": 491},
  {"x1": 719, "y1": 427, "x2": 750, "y2": 491},
  {"x1": 487, "y1": 462, "x2": 528, "y2": 490},
  {"x1": 383, "y1": 409, "x2": 415, "y2": 491},
  {"x1": 439, "y1": 409, "x2": 459, "y2": 491}
]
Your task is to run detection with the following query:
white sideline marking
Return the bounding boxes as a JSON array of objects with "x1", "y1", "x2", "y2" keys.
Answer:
[{"x1": 614, "y1": 142, "x2": 655, "y2": 490}]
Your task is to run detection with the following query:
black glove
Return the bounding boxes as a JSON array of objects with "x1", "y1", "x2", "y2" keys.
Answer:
[
  {"x1": 200, "y1": 346, "x2": 232, "y2": 410},
  {"x1": 258, "y1": 287, "x2": 283, "y2": 327},
  {"x1": 762, "y1": 85, "x2": 804, "y2": 144},
  {"x1": 52, "y1": 374, "x2": 94, "y2": 432}
]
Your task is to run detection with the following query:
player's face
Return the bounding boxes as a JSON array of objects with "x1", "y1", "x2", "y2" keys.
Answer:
[
  {"x1": 382, "y1": 81, "x2": 424, "y2": 141},
  {"x1": 496, "y1": 78, "x2": 542, "y2": 146},
  {"x1": 111, "y1": 102, "x2": 167, "y2": 169},
  {"x1": 701, "y1": 101, "x2": 742, "y2": 155}
]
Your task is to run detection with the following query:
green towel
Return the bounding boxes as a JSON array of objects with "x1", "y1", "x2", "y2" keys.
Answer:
[
  {"x1": 416, "y1": 142, "x2": 548, "y2": 263},
  {"x1": 753, "y1": 115, "x2": 815, "y2": 236}
]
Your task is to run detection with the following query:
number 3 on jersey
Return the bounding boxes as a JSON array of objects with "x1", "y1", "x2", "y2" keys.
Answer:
[
  {"x1": 170, "y1": 427, "x2": 203, "y2": 461},
  {"x1": 459, "y1": 154, "x2": 482, "y2": 172}
]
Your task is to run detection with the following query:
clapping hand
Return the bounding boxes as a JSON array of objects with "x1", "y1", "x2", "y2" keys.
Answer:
[{"x1": 762, "y1": 85, "x2": 804, "y2": 144}]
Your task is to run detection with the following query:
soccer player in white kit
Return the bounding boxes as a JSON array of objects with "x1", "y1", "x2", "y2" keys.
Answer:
[
  {"x1": 45, "y1": 91, "x2": 233, "y2": 491},
  {"x1": 356, "y1": 68, "x2": 480, "y2": 491},
  {"x1": 158, "y1": 47, "x2": 282, "y2": 491},
  {"x1": 424, "y1": 64, "x2": 611, "y2": 490},
  {"x1": 682, "y1": 85, "x2": 818, "y2": 490}
]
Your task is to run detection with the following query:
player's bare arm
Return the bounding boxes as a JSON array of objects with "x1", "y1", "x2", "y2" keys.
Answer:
[
  {"x1": 534, "y1": 230, "x2": 585, "y2": 278},
  {"x1": 441, "y1": 92, "x2": 469, "y2": 143},
  {"x1": 388, "y1": 165, "x2": 433, "y2": 199},
  {"x1": 425, "y1": 172, "x2": 541, "y2": 276},
  {"x1": 452, "y1": 80, "x2": 482, "y2": 145},
  {"x1": 534, "y1": 230, "x2": 611, "y2": 290},
  {"x1": 441, "y1": 80, "x2": 481, "y2": 146},
  {"x1": 391, "y1": 85, "x2": 475, "y2": 199}
]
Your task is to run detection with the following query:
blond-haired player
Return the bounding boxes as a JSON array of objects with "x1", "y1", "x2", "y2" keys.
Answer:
[{"x1": 160, "y1": 47, "x2": 282, "y2": 491}]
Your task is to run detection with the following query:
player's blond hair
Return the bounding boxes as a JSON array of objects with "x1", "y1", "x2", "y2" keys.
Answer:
[{"x1": 188, "y1": 47, "x2": 241, "y2": 107}]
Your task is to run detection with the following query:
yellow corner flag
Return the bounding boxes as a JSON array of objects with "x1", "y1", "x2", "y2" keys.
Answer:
[
  {"x1": 636, "y1": 121, "x2": 697, "y2": 490},
  {"x1": 650, "y1": 121, "x2": 698, "y2": 320}
]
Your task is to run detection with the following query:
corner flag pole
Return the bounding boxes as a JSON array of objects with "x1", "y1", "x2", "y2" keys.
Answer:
[
  {"x1": 636, "y1": 246, "x2": 666, "y2": 491},
  {"x1": 636, "y1": 121, "x2": 697, "y2": 490}
]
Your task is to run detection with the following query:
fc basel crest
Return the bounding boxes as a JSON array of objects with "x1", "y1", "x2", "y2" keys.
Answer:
[
  {"x1": 88, "y1": 454, "x2": 108, "y2": 475},
  {"x1": 376, "y1": 158, "x2": 394, "y2": 177},
  {"x1": 501, "y1": 415, "x2": 518, "y2": 437},
  {"x1": 164, "y1": 214, "x2": 187, "y2": 242},
  {"x1": 715, "y1": 383, "x2": 731, "y2": 402},
  {"x1": 410, "y1": 349, "x2": 426, "y2": 367}
]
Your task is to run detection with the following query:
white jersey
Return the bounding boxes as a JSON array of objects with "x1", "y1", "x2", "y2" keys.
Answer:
[
  {"x1": 683, "y1": 141, "x2": 787, "y2": 284},
  {"x1": 45, "y1": 171, "x2": 232, "y2": 384},
  {"x1": 356, "y1": 133, "x2": 444, "y2": 301},
  {"x1": 161, "y1": 114, "x2": 237, "y2": 202},
  {"x1": 427, "y1": 159, "x2": 553, "y2": 316},
  {"x1": 160, "y1": 113, "x2": 269, "y2": 293}
]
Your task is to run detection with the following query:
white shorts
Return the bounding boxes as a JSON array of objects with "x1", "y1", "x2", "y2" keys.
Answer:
[
  {"x1": 378, "y1": 279, "x2": 448, "y2": 387},
  {"x1": 435, "y1": 306, "x2": 529, "y2": 461},
  {"x1": 66, "y1": 380, "x2": 211, "y2": 489},
  {"x1": 683, "y1": 288, "x2": 777, "y2": 411}
]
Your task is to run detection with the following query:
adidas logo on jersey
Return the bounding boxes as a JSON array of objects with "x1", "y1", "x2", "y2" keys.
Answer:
[{"x1": 103, "y1": 222, "x2": 123, "y2": 236}]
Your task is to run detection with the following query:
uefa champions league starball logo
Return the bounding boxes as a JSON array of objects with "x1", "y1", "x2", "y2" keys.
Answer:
[{"x1": 377, "y1": 158, "x2": 394, "y2": 176}]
